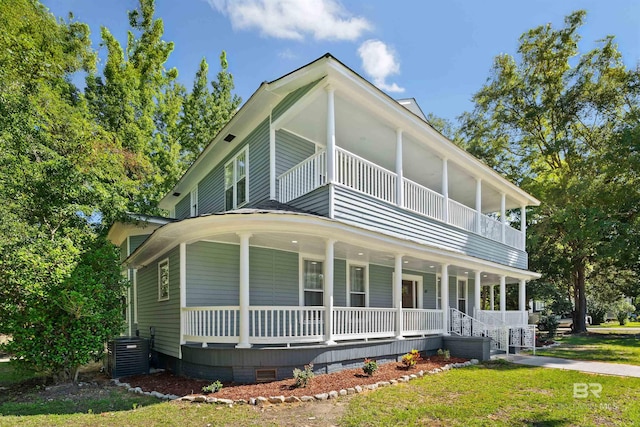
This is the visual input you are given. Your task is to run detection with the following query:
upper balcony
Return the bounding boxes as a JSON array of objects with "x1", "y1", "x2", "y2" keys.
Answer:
[
  {"x1": 270, "y1": 80, "x2": 537, "y2": 262},
  {"x1": 278, "y1": 146, "x2": 525, "y2": 250}
]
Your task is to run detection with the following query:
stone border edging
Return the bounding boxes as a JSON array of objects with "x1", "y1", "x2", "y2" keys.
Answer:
[{"x1": 112, "y1": 359, "x2": 479, "y2": 406}]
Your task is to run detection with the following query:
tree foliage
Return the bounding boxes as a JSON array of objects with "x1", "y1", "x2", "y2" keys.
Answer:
[
  {"x1": 0, "y1": 0, "x2": 241, "y2": 381},
  {"x1": 459, "y1": 10, "x2": 640, "y2": 332}
]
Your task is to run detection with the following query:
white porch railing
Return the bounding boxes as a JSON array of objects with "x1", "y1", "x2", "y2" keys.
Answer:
[
  {"x1": 335, "y1": 147, "x2": 396, "y2": 204},
  {"x1": 479, "y1": 215, "x2": 502, "y2": 242},
  {"x1": 505, "y1": 226, "x2": 524, "y2": 250},
  {"x1": 249, "y1": 306, "x2": 325, "y2": 344},
  {"x1": 403, "y1": 308, "x2": 444, "y2": 335},
  {"x1": 182, "y1": 306, "x2": 239, "y2": 344},
  {"x1": 278, "y1": 150, "x2": 327, "y2": 203},
  {"x1": 403, "y1": 178, "x2": 445, "y2": 221},
  {"x1": 449, "y1": 307, "x2": 487, "y2": 337},
  {"x1": 474, "y1": 309, "x2": 529, "y2": 327},
  {"x1": 332, "y1": 307, "x2": 396, "y2": 340},
  {"x1": 448, "y1": 199, "x2": 477, "y2": 233},
  {"x1": 182, "y1": 306, "x2": 444, "y2": 345}
]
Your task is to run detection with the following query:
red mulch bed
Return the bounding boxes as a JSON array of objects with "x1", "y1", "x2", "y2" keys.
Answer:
[{"x1": 121, "y1": 355, "x2": 467, "y2": 401}]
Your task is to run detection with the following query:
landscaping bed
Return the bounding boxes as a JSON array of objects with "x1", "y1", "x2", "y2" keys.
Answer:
[{"x1": 121, "y1": 355, "x2": 467, "y2": 401}]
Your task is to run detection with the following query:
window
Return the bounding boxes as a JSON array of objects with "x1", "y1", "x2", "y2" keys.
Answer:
[
  {"x1": 303, "y1": 260, "x2": 324, "y2": 306},
  {"x1": 457, "y1": 279, "x2": 467, "y2": 313},
  {"x1": 190, "y1": 186, "x2": 198, "y2": 217},
  {"x1": 348, "y1": 264, "x2": 367, "y2": 307},
  {"x1": 225, "y1": 147, "x2": 248, "y2": 210},
  {"x1": 158, "y1": 259, "x2": 169, "y2": 301}
]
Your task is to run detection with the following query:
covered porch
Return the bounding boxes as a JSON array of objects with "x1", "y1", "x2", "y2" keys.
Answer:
[{"x1": 147, "y1": 214, "x2": 537, "y2": 349}]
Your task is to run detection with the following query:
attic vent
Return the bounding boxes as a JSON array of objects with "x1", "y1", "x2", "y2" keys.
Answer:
[
  {"x1": 172, "y1": 192, "x2": 181, "y2": 197},
  {"x1": 256, "y1": 369, "x2": 277, "y2": 383},
  {"x1": 223, "y1": 133, "x2": 236, "y2": 142}
]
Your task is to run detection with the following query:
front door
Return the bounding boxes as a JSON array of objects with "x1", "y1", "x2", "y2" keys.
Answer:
[{"x1": 402, "y1": 279, "x2": 417, "y2": 308}]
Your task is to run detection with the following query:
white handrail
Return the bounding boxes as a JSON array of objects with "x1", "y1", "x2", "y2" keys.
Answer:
[
  {"x1": 248, "y1": 306, "x2": 325, "y2": 344},
  {"x1": 332, "y1": 307, "x2": 396, "y2": 340},
  {"x1": 278, "y1": 150, "x2": 327, "y2": 203},
  {"x1": 402, "y1": 308, "x2": 444, "y2": 335},
  {"x1": 448, "y1": 199, "x2": 477, "y2": 233},
  {"x1": 403, "y1": 178, "x2": 445, "y2": 221},
  {"x1": 182, "y1": 306, "x2": 239, "y2": 343},
  {"x1": 335, "y1": 147, "x2": 396, "y2": 204}
]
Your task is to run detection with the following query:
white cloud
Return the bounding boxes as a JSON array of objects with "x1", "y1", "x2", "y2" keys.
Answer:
[
  {"x1": 357, "y1": 39, "x2": 404, "y2": 93},
  {"x1": 278, "y1": 48, "x2": 297, "y2": 60},
  {"x1": 207, "y1": 0, "x2": 371, "y2": 41}
]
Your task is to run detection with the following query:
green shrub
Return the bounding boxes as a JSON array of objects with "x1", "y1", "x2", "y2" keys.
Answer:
[
  {"x1": 539, "y1": 315, "x2": 559, "y2": 339},
  {"x1": 202, "y1": 380, "x2": 223, "y2": 394},
  {"x1": 362, "y1": 358, "x2": 378, "y2": 376},
  {"x1": 293, "y1": 363, "x2": 314, "y2": 388},
  {"x1": 437, "y1": 348, "x2": 451, "y2": 360}
]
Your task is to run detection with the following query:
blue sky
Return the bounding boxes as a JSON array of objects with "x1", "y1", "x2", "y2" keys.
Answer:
[{"x1": 43, "y1": 0, "x2": 639, "y2": 122}]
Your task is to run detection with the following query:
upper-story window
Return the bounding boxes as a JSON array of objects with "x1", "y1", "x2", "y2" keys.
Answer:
[{"x1": 225, "y1": 147, "x2": 248, "y2": 210}]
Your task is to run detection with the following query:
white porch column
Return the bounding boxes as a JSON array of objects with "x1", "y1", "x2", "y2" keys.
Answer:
[
  {"x1": 394, "y1": 254, "x2": 404, "y2": 339},
  {"x1": 269, "y1": 119, "x2": 276, "y2": 200},
  {"x1": 499, "y1": 275, "x2": 506, "y2": 322},
  {"x1": 490, "y1": 284, "x2": 495, "y2": 310},
  {"x1": 326, "y1": 86, "x2": 336, "y2": 184},
  {"x1": 442, "y1": 158, "x2": 449, "y2": 222},
  {"x1": 324, "y1": 239, "x2": 336, "y2": 345},
  {"x1": 475, "y1": 179, "x2": 482, "y2": 234},
  {"x1": 474, "y1": 271, "x2": 481, "y2": 314},
  {"x1": 500, "y1": 192, "x2": 506, "y2": 243},
  {"x1": 520, "y1": 205, "x2": 527, "y2": 250},
  {"x1": 179, "y1": 243, "x2": 186, "y2": 355},
  {"x1": 395, "y1": 128, "x2": 403, "y2": 207},
  {"x1": 519, "y1": 279, "x2": 527, "y2": 312},
  {"x1": 236, "y1": 233, "x2": 252, "y2": 348},
  {"x1": 441, "y1": 264, "x2": 449, "y2": 334}
]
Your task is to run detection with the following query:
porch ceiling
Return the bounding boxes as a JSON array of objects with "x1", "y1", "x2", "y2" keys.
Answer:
[{"x1": 279, "y1": 91, "x2": 521, "y2": 213}]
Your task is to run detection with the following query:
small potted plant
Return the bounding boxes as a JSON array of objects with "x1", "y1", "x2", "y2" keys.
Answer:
[{"x1": 362, "y1": 358, "x2": 378, "y2": 376}]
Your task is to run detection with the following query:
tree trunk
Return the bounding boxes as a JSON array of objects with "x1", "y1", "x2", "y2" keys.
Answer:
[{"x1": 573, "y1": 260, "x2": 588, "y2": 333}]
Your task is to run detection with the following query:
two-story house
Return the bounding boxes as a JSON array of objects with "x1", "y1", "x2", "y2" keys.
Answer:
[{"x1": 108, "y1": 54, "x2": 540, "y2": 383}]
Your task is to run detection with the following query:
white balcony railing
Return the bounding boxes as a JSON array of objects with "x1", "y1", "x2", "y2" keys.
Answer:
[
  {"x1": 403, "y1": 178, "x2": 445, "y2": 221},
  {"x1": 332, "y1": 307, "x2": 396, "y2": 340},
  {"x1": 278, "y1": 150, "x2": 327, "y2": 203},
  {"x1": 335, "y1": 147, "x2": 396, "y2": 204},
  {"x1": 182, "y1": 306, "x2": 444, "y2": 345},
  {"x1": 277, "y1": 146, "x2": 526, "y2": 250},
  {"x1": 402, "y1": 308, "x2": 444, "y2": 335},
  {"x1": 448, "y1": 199, "x2": 477, "y2": 233}
]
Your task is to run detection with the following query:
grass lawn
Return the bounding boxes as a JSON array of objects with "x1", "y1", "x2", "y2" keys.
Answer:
[
  {"x1": 0, "y1": 361, "x2": 42, "y2": 388},
  {"x1": 341, "y1": 360, "x2": 640, "y2": 426},
  {"x1": 534, "y1": 333, "x2": 640, "y2": 365},
  {"x1": 590, "y1": 321, "x2": 640, "y2": 328},
  {"x1": 3, "y1": 360, "x2": 640, "y2": 426}
]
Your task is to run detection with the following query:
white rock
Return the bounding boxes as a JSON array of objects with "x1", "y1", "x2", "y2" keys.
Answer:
[
  {"x1": 339, "y1": 389, "x2": 348, "y2": 396},
  {"x1": 328, "y1": 390, "x2": 338, "y2": 399},
  {"x1": 268, "y1": 396, "x2": 285, "y2": 404},
  {"x1": 346, "y1": 387, "x2": 356, "y2": 394},
  {"x1": 206, "y1": 397, "x2": 217, "y2": 404},
  {"x1": 249, "y1": 398, "x2": 257, "y2": 405},
  {"x1": 285, "y1": 396, "x2": 301, "y2": 403},
  {"x1": 217, "y1": 398, "x2": 234, "y2": 405},
  {"x1": 300, "y1": 395, "x2": 315, "y2": 402},
  {"x1": 354, "y1": 385, "x2": 363, "y2": 393},
  {"x1": 314, "y1": 393, "x2": 329, "y2": 400}
]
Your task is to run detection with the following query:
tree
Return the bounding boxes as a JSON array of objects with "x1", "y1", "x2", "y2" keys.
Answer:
[
  {"x1": 459, "y1": 11, "x2": 640, "y2": 332},
  {"x1": 180, "y1": 52, "x2": 241, "y2": 167}
]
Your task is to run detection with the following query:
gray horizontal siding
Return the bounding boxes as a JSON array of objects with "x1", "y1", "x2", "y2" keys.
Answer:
[
  {"x1": 197, "y1": 119, "x2": 270, "y2": 215},
  {"x1": 136, "y1": 246, "x2": 181, "y2": 359},
  {"x1": 334, "y1": 259, "x2": 347, "y2": 307},
  {"x1": 369, "y1": 264, "x2": 393, "y2": 308},
  {"x1": 175, "y1": 194, "x2": 190, "y2": 219},
  {"x1": 449, "y1": 276, "x2": 457, "y2": 310},
  {"x1": 332, "y1": 186, "x2": 527, "y2": 270},
  {"x1": 287, "y1": 185, "x2": 330, "y2": 216},
  {"x1": 275, "y1": 130, "x2": 316, "y2": 197},
  {"x1": 129, "y1": 235, "x2": 149, "y2": 254},
  {"x1": 249, "y1": 246, "x2": 298, "y2": 306},
  {"x1": 272, "y1": 78, "x2": 323, "y2": 122},
  {"x1": 468, "y1": 277, "x2": 476, "y2": 314},
  {"x1": 186, "y1": 242, "x2": 239, "y2": 306},
  {"x1": 423, "y1": 273, "x2": 437, "y2": 309}
]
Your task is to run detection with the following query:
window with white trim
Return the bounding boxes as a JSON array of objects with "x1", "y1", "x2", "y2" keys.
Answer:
[
  {"x1": 303, "y1": 260, "x2": 324, "y2": 306},
  {"x1": 348, "y1": 264, "x2": 367, "y2": 307},
  {"x1": 225, "y1": 147, "x2": 248, "y2": 210},
  {"x1": 158, "y1": 258, "x2": 170, "y2": 301}
]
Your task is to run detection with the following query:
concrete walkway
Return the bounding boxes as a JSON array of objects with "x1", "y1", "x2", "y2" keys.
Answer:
[{"x1": 504, "y1": 354, "x2": 640, "y2": 378}]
